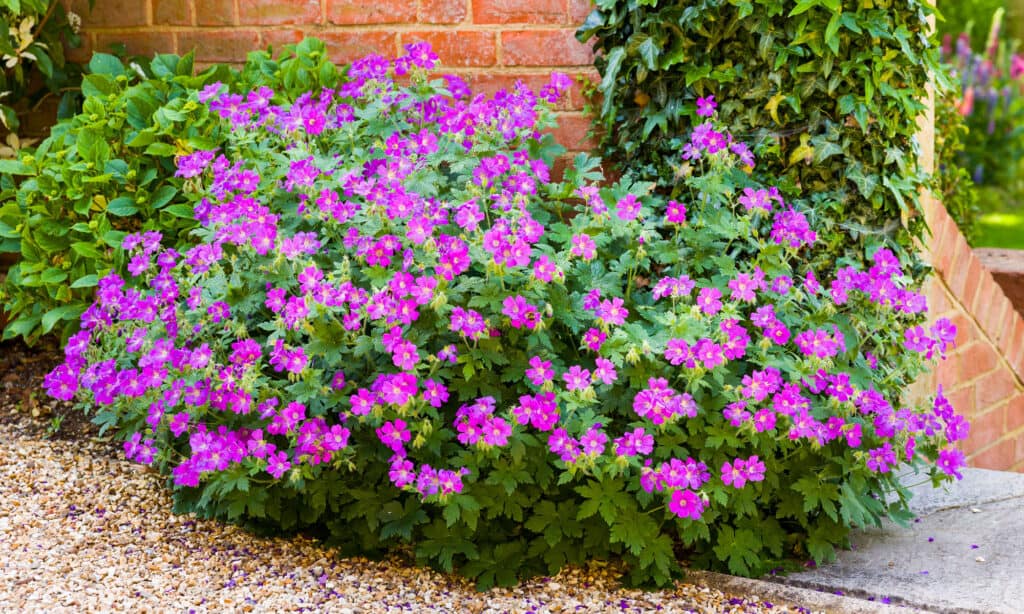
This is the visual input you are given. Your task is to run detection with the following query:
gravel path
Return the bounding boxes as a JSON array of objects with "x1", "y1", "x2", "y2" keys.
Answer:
[{"x1": 0, "y1": 344, "x2": 816, "y2": 613}]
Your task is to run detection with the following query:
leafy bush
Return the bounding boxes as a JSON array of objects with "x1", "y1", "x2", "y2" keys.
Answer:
[
  {"x1": 0, "y1": 0, "x2": 87, "y2": 134},
  {"x1": 0, "y1": 38, "x2": 343, "y2": 342},
  {"x1": 577, "y1": 0, "x2": 940, "y2": 280},
  {"x1": 44, "y1": 44, "x2": 967, "y2": 588}
]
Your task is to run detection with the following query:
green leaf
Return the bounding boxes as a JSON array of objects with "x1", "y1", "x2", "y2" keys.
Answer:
[
  {"x1": 70, "y1": 242, "x2": 103, "y2": 259},
  {"x1": 81, "y1": 74, "x2": 116, "y2": 98},
  {"x1": 144, "y1": 142, "x2": 178, "y2": 157},
  {"x1": 162, "y1": 204, "x2": 194, "y2": 218},
  {"x1": 41, "y1": 305, "x2": 84, "y2": 334},
  {"x1": 40, "y1": 268, "x2": 68, "y2": 284},
  {"x1": 89, "y1": 53, "x2": 125, "y2": 76},
  {"x1": 149, "y1": 185, "x2": 179, "y2": 209},
  {"x1": 106, "y1": 196, "x2": 139, "y2": 217},
  {"x1": 0, "y1": 159, "x2": 32, "y2": 175},
  {"x1": 824, "y1": 11, "x2": 842, "y2": 55},
  {"x1": 70, "y1": 274, "x2": 99, "y2": 289}
]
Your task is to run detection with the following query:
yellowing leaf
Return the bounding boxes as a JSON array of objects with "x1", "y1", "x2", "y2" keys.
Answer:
[
  {"x1": 788, "y1": 133, "x2": 815, "y2": 166},
  {"x1": 765, "y1": 93, "x2": 785, "y2": 125}
]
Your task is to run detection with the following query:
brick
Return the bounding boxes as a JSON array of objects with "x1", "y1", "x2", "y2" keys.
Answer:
[
  {"x1": 964, "y1": 404, "x2": 1006, "y2": 455},
  {"x1": 933, "y1": 217, "x2": 959, "y2": 277},
  {"x1": 946, "y1": 385, "x2": 976, "y2": 421},
  {"x1": 956, "y1": 341, "x2": 999, "y2": 383},
  {"x1": 959, "y1": 255, "x2": 983, "y2": 315},
  {"x1": 502, "y1": 29, "x2": 594, "y2": 66},
  {"x1": 975, "y1": 369, "x2": 1019, "y2": 413},
  {"x1": 925, "y1": 278, "x2": 953, "y2": 317},
  {"x1": 320, "y1": 31, "x2": 397, "y2": 64},
  {"x1": 195, "y1": 0, "x2": 237, "y2": 26},
  {"x1": 473, "y1": 0, "x2": 565, "y2": 24},
  {"x1": 153, "y1": 0, "x2": 192, "y2": 25},
  {"x1": 1009, "y1": 318, "x2": 1024, "y2": 375},
  {"x1": 327, "y1": 0, "x2": 417, "y2": 24},
  {"x1": 1007, "y1": 394, "x2": 1024, "y2": 433},
  {"x1": 419, "y1": 0, "x2": 468, "y2": 23},
  {"x1": 71, "y1": 0, "x2": 148, "y2": 27},
  {"x1": 968, "y1": 437, "x2": 1016, "y2": 470},
  {"x1": 1016, "y1": 430, "x2": 1024, "y2": 465},
  {"x1": 240, "y1": 0, "x2": 321, "y2": 25},
  {"x1": 975, "y1": 248, "x2": 1024, "y2": 320},
  {"x1": 922, "y1": 192, "x2": 943, "y2": 231},
  {"x1": 547, "y1": 112, "x2": 597, "y2": 151},
  {"x1": 946, "y1": 249, "x2": 973, "y2": 304},
  {"x1": 179, "y1": 30, "x2": 260, "y2": 63},
  {"x1": 996, "y1": 304, "x2": 1019, "y2": 356},
  {"x1": 970, "y1": 273, "x2": 997, "y2": 331},
  {"x1": 405, "y1": 31, "x2": 496, "y2": 67},
  {"x1": 949, "y1": 312, "x2": 974, "y2": 350},
  {"x1": 570, "y1": 0, "x2": 594, "y2": 23},
  {"x1": 261, "y1": 28, "x2": 309, "y2": 50},
  {"x1": 981, "y1": 299, "x2": 1008, "y2": 347},
  {"x1": 934, "y1": 357, "x2": 962, "y2": 395},
  {"x1": 96, "y1": 32, "x2": 176, "y2": 57},
  {"x1": 1015, "y1": 343, "x2": 1024, "y2": 383}
]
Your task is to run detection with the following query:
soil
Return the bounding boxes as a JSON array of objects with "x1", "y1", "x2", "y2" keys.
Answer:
[{"x1": 0, "y1": 337, "x2": 104, "y2": 443}]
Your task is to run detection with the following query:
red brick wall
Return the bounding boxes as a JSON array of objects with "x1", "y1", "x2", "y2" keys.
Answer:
[
  {"x1": 68, "y1": 1, "x2": 1024, "y2": 471},
  {"x1": 921, "y1": 195, "x2": 1024, "y2": 471},
  {"x1": 65, "y1": 0, "x2": 597, "y2": 149}
]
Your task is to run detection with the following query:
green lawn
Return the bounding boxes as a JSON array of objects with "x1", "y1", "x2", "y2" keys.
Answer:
[{"x1": 975, "y1": 211, "x2": 1024, "y2": 249}]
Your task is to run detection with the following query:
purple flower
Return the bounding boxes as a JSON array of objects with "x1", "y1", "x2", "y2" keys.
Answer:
[
  {"x1": 936, "y1": 447, "x2": 966, "y2": 479},
  {"x1": 669, "y1": 489, "x2": 706, "y2": 520},
  {"x1": 695, "y1": 95, "x2": 717, "y2": 117},
  {"x1": 562, "y1": 365, "x2": 591, "y2": 392},
  {"x1": 614, "y1": 194, "x2": 642, "y2": 221}
]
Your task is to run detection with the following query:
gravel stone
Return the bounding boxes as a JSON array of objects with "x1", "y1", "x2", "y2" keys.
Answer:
[{"x1": 0, "y1": 342, "x2": 819, "y2": 613}]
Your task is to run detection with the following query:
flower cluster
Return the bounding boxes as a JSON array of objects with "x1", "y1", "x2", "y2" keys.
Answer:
[{"x1": 45, "y1": 44, "x2": 968, "y2": 582}]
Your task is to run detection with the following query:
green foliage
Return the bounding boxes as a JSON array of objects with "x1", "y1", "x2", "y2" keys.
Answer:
[
  {"x1": 932, "y1": 71, "x2": 980, "y2": 243},
  {"x1": 941, "y1": 15, "x2": 1024, "y2": 215},
  {"x1": 0, "y1": 0, "x2": 88, "y2": 134},
  {"x1": 935, "y1": 0, "x2": 1005, "y2": 50},
  {"x1": 577, "y1": 0, "x2": 941, "y2": 275},
  {"x1": 0, "y1": 38, "x2": 345, "y2": 342},
  {"x1": 47, "y1": 47, "x2": 964, "y2": 589}
]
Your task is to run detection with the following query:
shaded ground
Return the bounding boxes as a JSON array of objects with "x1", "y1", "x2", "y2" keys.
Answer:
[{"x1": 0, "y1": 338, "x2": 99, "y2": 442}]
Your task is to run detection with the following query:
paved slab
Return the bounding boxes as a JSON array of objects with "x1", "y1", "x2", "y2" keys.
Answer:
[{"x1": 765, "y1": 469, "x2": 1024, "y2": 613}]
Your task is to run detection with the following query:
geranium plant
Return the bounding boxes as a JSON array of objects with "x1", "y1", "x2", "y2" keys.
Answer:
[{"x1": 45, "y1": 43, "x2": 967, "y2": 588}]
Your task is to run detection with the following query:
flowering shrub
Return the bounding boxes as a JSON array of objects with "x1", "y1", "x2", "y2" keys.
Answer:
[{"x1": 46, "y1": 44, "x2": 967, "y2": 588}]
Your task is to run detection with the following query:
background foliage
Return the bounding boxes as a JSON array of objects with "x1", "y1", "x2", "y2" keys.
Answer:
[
  {"x1": 0, "y1": 39, "x2": 342, "y2": 342},
  {"x1": 0, "y1": 0, "x2": 88, "y2": 137},
  {"x1": 939, "y1": 6, "x2": 1024, "y2": 248},
  {"x1": 932, "y1": 75, "x2": 980, "y2": 243}
]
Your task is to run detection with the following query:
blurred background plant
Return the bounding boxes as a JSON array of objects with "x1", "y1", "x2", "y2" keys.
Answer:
[
  {"x1": 938, "y1": 3, "x2": 1024, "y2": 249},
  {"x1": 0, "y1": 0, "x2": 89, "y2": 148}
]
